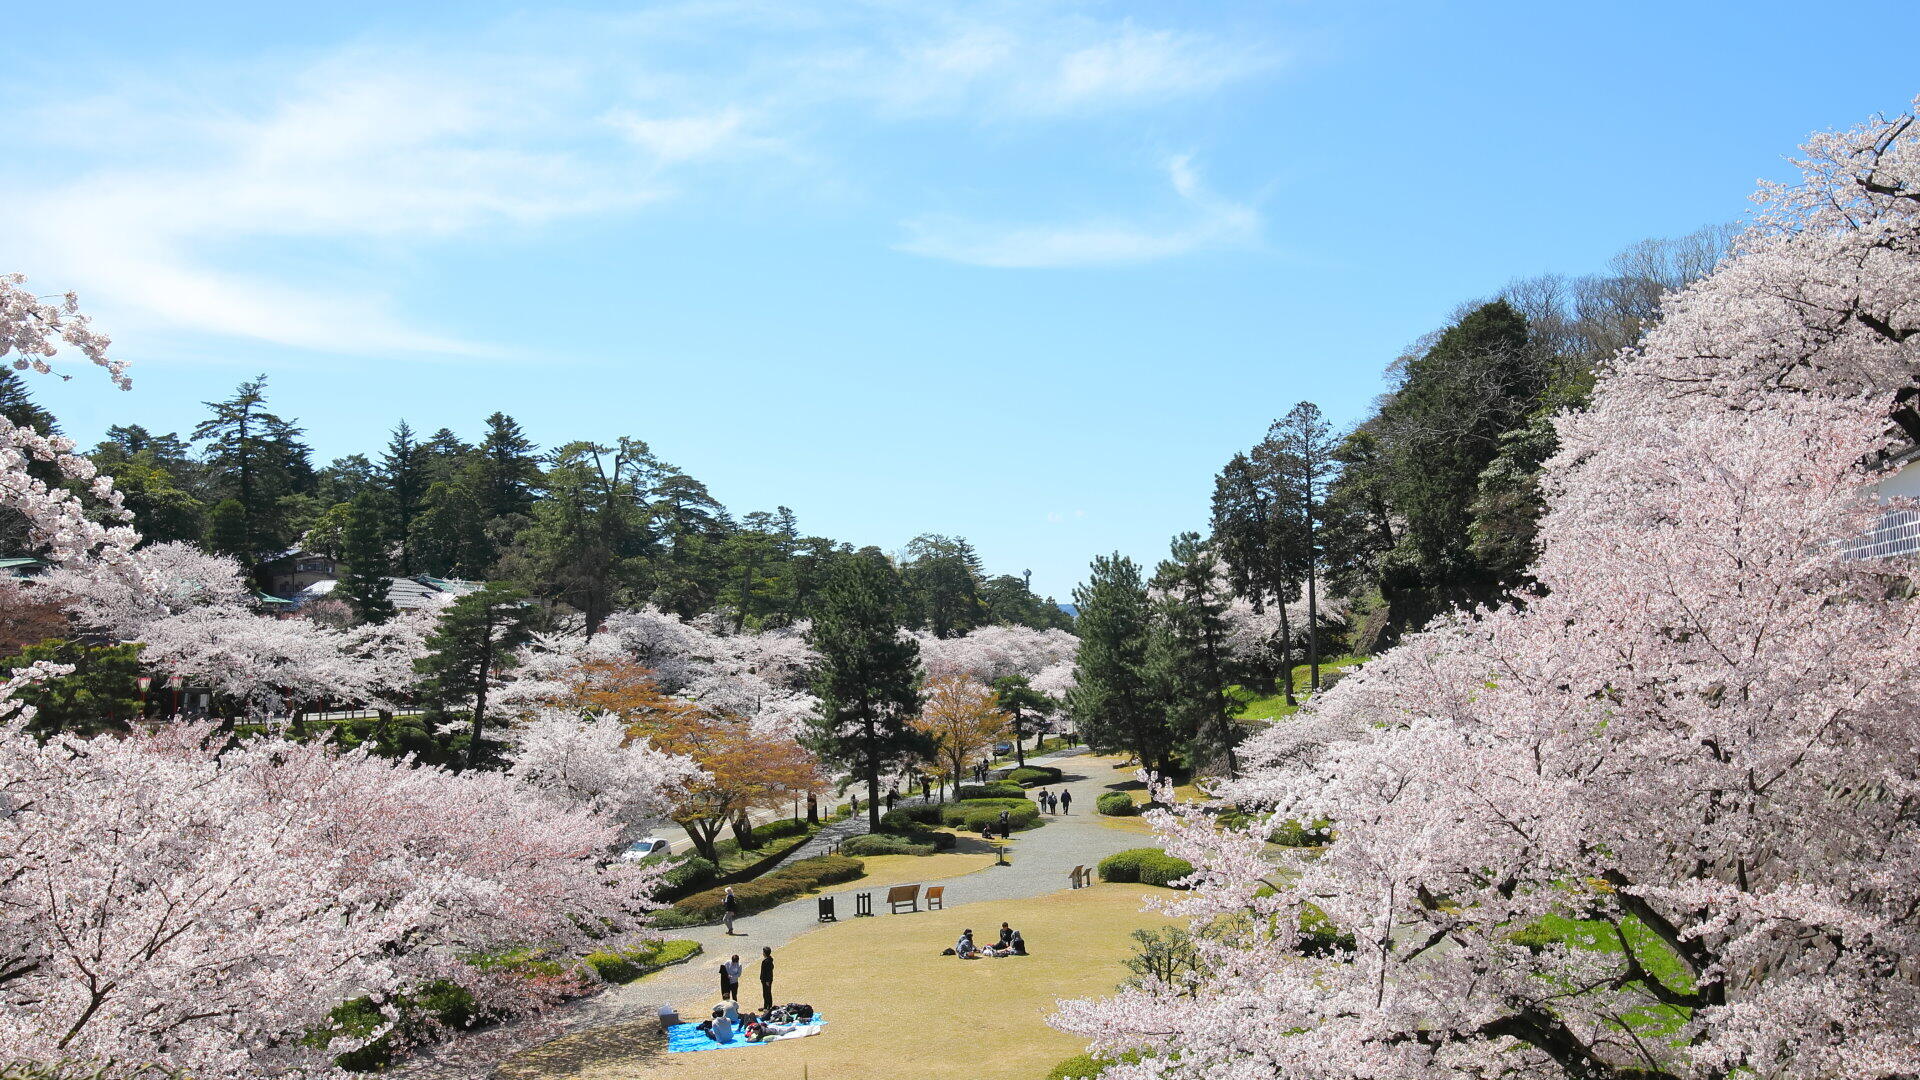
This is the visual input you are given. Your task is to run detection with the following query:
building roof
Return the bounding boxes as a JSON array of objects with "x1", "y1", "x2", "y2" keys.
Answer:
[{"x1": 292, "y1": 574, "x2": 484, "y2": 611}]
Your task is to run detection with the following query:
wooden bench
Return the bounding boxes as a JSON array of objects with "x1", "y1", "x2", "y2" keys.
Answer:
[
  {"x1": 1068, "y1": 864, "x2": 1088, "y2": 889},
  {"x1": 925, "y1": 885, "x2": 945, "y2": 910},
  {"x1": 886, "y1": 883, "x2": 921, "y2": 914}
]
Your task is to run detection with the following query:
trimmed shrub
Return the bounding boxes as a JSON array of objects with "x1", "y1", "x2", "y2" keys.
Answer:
[
  {"x1": 1047, "y1": 1050, "x2": 1142, "y2": 1079},
  {"x1": 1098, "y1": 848, "x2": 1196, "y2": 888},
  {"x1": 881, "y1": 804, "x2": 942, "y2": 829},
  {"x1": 955, "y1": 782, "x2": 1027, "y2": 801},
  {"x1": 938, "y1": 798, "x2": 1041, "y2": 832},
  {"x1": 1298, "y1": 902, "x2": 1357, "y2": 957},
  {"x1": 584, "y1": 939, "x2": 702, "y2": 984},
  {"x1": 750, "y1": 816, "x2": 812, "y2": 842},
  {"x1": 1007, "y1": 765, "x2": 1063, "y2": 787},
  {"x1": 1269, "y1": 818, "x2": 1333, "y2": 847},
  {"x1": 653, "y1": 853, "x2": 717, "y2": 895},
  {"x1": 667, "y1": 854, "x2": 862, "y2": 924},
  {"x1": 306, "y1": 979, "x2": 496, "y2": 1071},
  {"x1": 1096, "y1": 791, "x2": 1139, "y2": 816},
  {"x1": 840, "y1": 833, "x2": 935, "y2": 857}
]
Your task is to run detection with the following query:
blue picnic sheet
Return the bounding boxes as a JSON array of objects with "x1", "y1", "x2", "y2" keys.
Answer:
[{"x1": 666, "y1": 1015, "x2": 826, "y2": 1053}]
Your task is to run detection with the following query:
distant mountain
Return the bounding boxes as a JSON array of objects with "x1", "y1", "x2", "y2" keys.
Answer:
[{"x1": 1058, "y1": 603, "x2": 1079, "y2": 618}]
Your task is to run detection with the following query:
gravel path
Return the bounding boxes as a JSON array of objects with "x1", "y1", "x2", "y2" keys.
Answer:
[{"x1": 397, "y1": 748, "x2": 1146, "y2": 1078}]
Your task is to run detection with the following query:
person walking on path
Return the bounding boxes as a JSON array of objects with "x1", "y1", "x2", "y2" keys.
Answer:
[
  {"x1": 997, "y1": 808, "x2": 1010, "y2": 837},
  {"x1": 886, "y1": 787, "x2": 897, "y2": 812},
  {"x1": 721, "y1": 955, "x2": 742, "y2": 1002},
  {"x1": 1060, "y1": 789, "x2": 1072, "y2": 814},
  {"x1": 723, "y1": 886, "x2": 740, "y2": 936},
  {"x1": 919, "y1": 775, "x2": 930, "y2": 801},
  {"x1": 759, "y1": 947, "x2": 775, "y2": 1012}
]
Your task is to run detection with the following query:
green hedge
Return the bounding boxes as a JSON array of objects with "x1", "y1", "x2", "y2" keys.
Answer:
[
  {"x1": 749, "y1": 816, "x2": 812, "y2": 842},
  {"x1": 1097, "y1": 848, "x2": 1196, "y2": 888},
  {"x1": 881, "y1": 804, "x2": 943, "y2": 829},
  {"x1": 938, "y1": 798, "x2": 1041, "y2": 833},
  {"x1": 1096, "y1": 791, "x2": 1139, "y2": 816},
  {"x1": 583, "y1": 938, "x2": 702, "y2": 984},
  {"x1": 1299, "y1": 902, "x2": 1357, "y2": 957},
  {"x1": 955, "y1": 782, "x2": 1028, "y2": 800},
  {"x1": 649, "y1": 853, "x2": 717, "y2": 896},
  {"x1": 1269, "y1": 818, "x2": 1333, "y2": 847},
  {"x1": 840, "y1": 833, "x2": 936, "y2": 857},
  {"x1": 1007, "y1": 765, "x2": 1063, "y2": 787},
  {"x1": 666, "y1": 855, "x2": 865, "y2": 924},
  {"x1": 1047, "y1": 1050, "x2": 1141, "y2": 1079}
]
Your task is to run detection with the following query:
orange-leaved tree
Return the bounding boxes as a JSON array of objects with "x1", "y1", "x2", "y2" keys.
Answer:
[{"x1": 913, "y1": 672, "x2": 1009, "y2": 796}]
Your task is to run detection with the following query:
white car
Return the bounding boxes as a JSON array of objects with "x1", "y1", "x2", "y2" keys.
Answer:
[{"x1": 620, "y1": 837, "x2": 672, "y2": 862}]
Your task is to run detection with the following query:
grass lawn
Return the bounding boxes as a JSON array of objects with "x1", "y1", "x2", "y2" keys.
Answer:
[
  {"x1": 497, "y1": 884, "x2": 1175, "y2": 1080},
  {"x1": 848, "y1": 849, "x2": 997, "y2": 891},
  {"x1": 1228, "y1": 655, "x2": 1365, "y2": 722}
]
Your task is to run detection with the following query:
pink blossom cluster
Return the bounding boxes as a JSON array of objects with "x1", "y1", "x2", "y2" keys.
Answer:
[
  {"x1": 910, "y1": 624, "x2": 1078, "y2": 698},
  {"x1": 1055, "y1": 102, "x2": 1920, "y2": 1080}
]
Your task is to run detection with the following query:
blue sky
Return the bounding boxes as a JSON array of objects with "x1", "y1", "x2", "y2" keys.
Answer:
[{"x1": 7, "y1": 1, "x2": 1915, "y2": 599}]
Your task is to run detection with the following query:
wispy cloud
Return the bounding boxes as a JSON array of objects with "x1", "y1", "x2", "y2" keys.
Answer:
[
  {"x1": 1, "y1": 5, "x2": 1279, "y2": 353},
  {"x1": 896, "y1": 155, "x2": 1260, "y2": 268}
]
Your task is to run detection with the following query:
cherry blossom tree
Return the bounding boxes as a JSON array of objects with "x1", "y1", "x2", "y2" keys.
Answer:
[
  {"x1": 0, "y1": 723, "x2": 678, "y2": 1076},
  {"x1": 506, "y1": 706, "x2": 703, "y2": 832},
  {"x1": 1054, "y1": 102, "x2": 1920, "y2": 1080}
]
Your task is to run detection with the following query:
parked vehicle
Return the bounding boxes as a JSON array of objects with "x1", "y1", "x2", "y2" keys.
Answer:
[{"x1": 620, "y1": 837, "x2": 672, "y2": 861}]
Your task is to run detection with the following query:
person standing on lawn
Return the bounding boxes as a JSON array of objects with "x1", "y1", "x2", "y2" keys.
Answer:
[
  {"x1": 723, "y1": 886, "x2": 740, "y2": 935},
  {"x1": 759, "y1": 946, "x2": 776, "y2": 1012},
  {"x1": 1060, "y1": 789, "x2": 1072, "y2": 814},
  {"x1": 722, "y1": 954, "x2": 743, "y2": 1001}
]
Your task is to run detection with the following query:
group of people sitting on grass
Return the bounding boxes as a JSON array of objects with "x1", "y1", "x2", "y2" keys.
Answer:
[
  {"x1": 949, "y1": 922, "x2": 1028, "y2": 959},
  {"x1": 694, "y1": 999, "x2": 819, "y2": 1043}
]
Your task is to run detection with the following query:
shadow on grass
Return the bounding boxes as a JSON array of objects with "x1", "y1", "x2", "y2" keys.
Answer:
[{"x1": 497, "y1": 1019, "x2": 669, "y2": 1078}]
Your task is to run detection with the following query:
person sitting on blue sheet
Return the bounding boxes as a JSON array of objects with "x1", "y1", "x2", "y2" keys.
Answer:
[{"x1": 695, "y1": 1005, "x2": 735, "y2": 1043}]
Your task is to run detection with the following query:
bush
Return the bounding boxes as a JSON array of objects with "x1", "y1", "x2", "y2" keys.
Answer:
[
  {"x1": 651, "y1": 853, "x2": 717, "y2": 895},
  {"x1": 1096, "y1": 791, "x2": 1139, "y2": 816},
  {"x1": 668, "y1": 854, "x2": 864, "y2": 924},
  {"x1": 306, "y1": 979, "x2": 495, "y2": 1071},
  {"x1": 955, "y1": 782, "x2": 1027, "y2": 800},
  {"x1": 1299, "y1": 902, "x2": 1358, "y2": 957},
  {"x1": 584, "y1": 939, "x2": 702, "y2": 984},
  {"x1": 840, "y1": 833, "x2": 936, "y2": 857},
  {"x1": 1007, "y1": 765, "x2": 1063, "y2": 787},
  {"x1": 1269, "y1": 818, "x2": 1333, "y2": 847},
  {"x1": 938, "y1": 798, "x2": 1040, "y2": 832},
  {"x1": 1097, "y1": 848, "x2": 1196, "y2": 888},
  {"x1": 881, "y1": 804, "x2": 942, "y2": 829},
  {"x1": 750, "y1": 816, "x2": 812, "y2": 842},
  {"x1": 1047, "y1": 1050, "x2": 1142, "y2": 1079}
]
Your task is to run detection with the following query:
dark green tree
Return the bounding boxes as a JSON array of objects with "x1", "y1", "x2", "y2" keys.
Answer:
[
  {"x1": 1, "y1": 639, "x2": 144, "y2": 737},
  {"x1": 412, "y1": 465, "x2": 492, "y2": 578},
  {"x1": 205, "y1": 498, "x2": 251, "y2": 559},
  {"x1": 1268, "y1": 402, "x2": 1340, "y2": 690},
  {"x1": 379, "y1": 421, "x2": 428, "y2": 573},
  {"x1": 476, "y1": 412, "x2": 541, "y2": 521},
  {"x1": 1149, "y1": 532, "x2": 1239, "y2": 777},
  {"x1": 0, "y1": 367, "x2": 58, "y2": 433},
  {"x1": 1067, "y1": 553, "x2": 1173, "y2": 775},
  {"x1": 414, "y1": 583, "x2": 534, "y2": 768},
  {"x1": 507, "y1": 438, "x2": 654, "y2": 635},
  {"x1": 1210, "y1": 450, "x2": 1306, "y2": 702},
  {"x1": 902, "y1": 533, "x2": 987, "y2": 638},
  {"x1": 990, "y1": 673, "x2": 1055, "y2": 767},
  {"x1": 338, "y1": 492, "x2": 397, "y2": 624},
  {"x1": 804, "y1": 550, "x2": 929, "y2": 830},
  {"x1": 192, "y1": 375, "x2": 313, "y2": 563}
]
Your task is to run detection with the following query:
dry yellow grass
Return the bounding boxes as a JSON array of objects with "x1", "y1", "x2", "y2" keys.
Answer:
[
  {"x1": 500, "y1": 884, "x2": 1174, "y2": 1080},
  {"x1": 847, "y1": 850, "x2": 995, "y2": 891}
]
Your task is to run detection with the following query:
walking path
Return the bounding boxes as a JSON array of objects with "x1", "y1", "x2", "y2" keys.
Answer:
[{"x1": 396, "y1": 748, "x2": 1145, "y2": 1078}]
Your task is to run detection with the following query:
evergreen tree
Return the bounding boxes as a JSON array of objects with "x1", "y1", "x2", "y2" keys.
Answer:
[
  {"x1": 205, "y1": 498, "x2": 250, "y2": 560},
  {"x1": 414, "y1": 583, "x2": 534, "y2": 768},
  {"x1": 902, "y1": 533, "x2": 987, "y2": 638},
  {"x1": 804, "y1": 550, "x2": 929, "y2": 830},
  {"x1": 338, "y1": 492, "x2": 396, "y2": 624},
  {"x1": 476, "y1": 412, "x2": 540, "y2": 521},
  {"x1": 1210, "y1": 450, "x2": 1307, "y2": 701},
  {"x1": 0, "y1": 639, "x2": 144, "y2": 737},
  {"x1": 411, "y1": 465, "x2": 491, "y2": 578},
  {"x1": 508, "y1": 438, "x2": 654, "y2": 635},
  {"x1": 991, "y1": 673, "x2": 1055, "y2": 767},
  {"x1": 1268, "y1": 401, "x2": 1339, "y2": 690},
  {"x1": 191, "y1": 375, "x2": 312, "y2": 562},
  {"x1": 379, "y1": 421, "x2": 428, "y2": 574},
  {"x1": 0, "y1": 367, "x2": 58, "y2": 433},
  {"x1": 420, "y1": 427, "x2": 472, "y2": 485},
  {"x1": 1149, "y1": 532, "x2": 1239, "y2": 777},
  {"x1": 1067, "y1": 553, "x2": 1173, "y2": 775}
]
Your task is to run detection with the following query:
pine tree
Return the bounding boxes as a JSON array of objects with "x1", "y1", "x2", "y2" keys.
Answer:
[
  {"x1": 1268, "y1": 401, "x2": 1339, "y2": 690},
  {"x1": 1067, "y1": 553, "x2": 1173, "y2": 775},
  {"x1": 1210, "y1": 451, "x2": 1306, "y2": 701},
  {"x1": 902, "y1": 533, "x2": 987, "y2": 638},
  {"x1": 338, "y1": 492, "x2": 396, "y2": 624},
  {"x1": 804, "y1": 550, "x2": 929, "y2": 830},
  {"x1": 991, "y1": 673, "x2": 1054, "y2": 767},
  {"x1": 1149, "y1": 532, "x2": 1239, "y2": 777},
  {"x1": 380, "y1": 421, "x2": 428, "y2": 573},
  {"x1": 0, "y1": 367, "x2": 58, "y2": 433},
  {"x1": 476, "y1": 412, "x2": 540, "y2": 521},
  {"x1": 414, "y1": 583, "x2": 534, "y2": 768},
  {"x1": 191, "y1": 375, "x2": 312, "y2": 562},
  {"x1": 411, "y1": 465, "x2": 491, "y2": 578}
]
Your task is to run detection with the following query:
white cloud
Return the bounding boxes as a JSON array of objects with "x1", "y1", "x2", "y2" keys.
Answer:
[
  {"x1": 0, "y1": 6, "x2": 1279, "y2": 352},
  {"x1": 895, "y1": 155, "x2": 1260, "y2": 269}
]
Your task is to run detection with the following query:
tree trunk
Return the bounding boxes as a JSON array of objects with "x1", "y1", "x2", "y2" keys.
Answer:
[
  {"x1": 866, "y1": 769, "x2": 882, "y2": 831},
  {"x1": 805, "y1": 792, "x2": 818, "y2": 824},
  {"x1": 467, "y1": 653, "x2": 491, "y2": 770},
  {"x1": 1275, "y1": 594, "x2": 1297, "y2": 706},
  {"x1": 1013, "y1": 708, "x2": 1026, "y2": 767}
]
